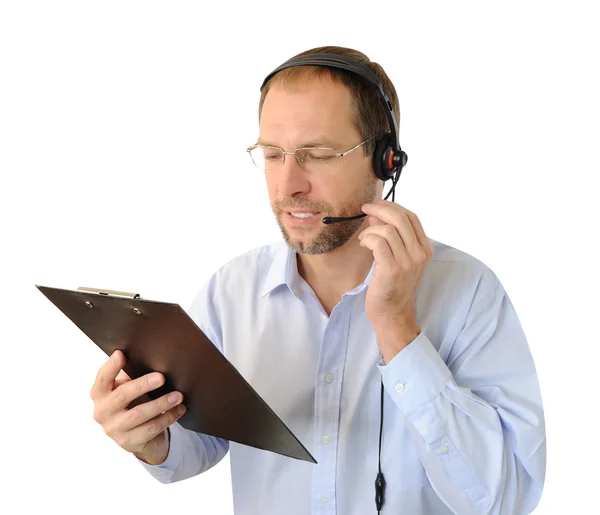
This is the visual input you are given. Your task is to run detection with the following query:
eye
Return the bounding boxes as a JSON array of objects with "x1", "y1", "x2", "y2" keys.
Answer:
[
  {"x1": 263, "y1": 150, "x2": 282, "y2": 161},
  {"x1": 304, "y1": 149, "x2": 336, "y2": 162},
  {"x1": 309, "y1": 154, "x2": 334, "y2": 162}
]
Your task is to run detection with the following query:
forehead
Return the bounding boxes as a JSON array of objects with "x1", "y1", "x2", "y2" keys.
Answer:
[{"x1": 259, "y1": 76, "x2": 358, "y2": 146}]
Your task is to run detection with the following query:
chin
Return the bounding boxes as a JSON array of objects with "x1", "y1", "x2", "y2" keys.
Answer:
[{"x1": 277, "y1": 217, "x2": 361, "y2": 256}]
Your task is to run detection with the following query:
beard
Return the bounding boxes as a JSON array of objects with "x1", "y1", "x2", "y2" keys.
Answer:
[{"x1": 271, "y1": 177, "x2": 378, "y2": 255}]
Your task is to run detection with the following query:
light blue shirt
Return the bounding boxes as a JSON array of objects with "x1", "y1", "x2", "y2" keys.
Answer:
[{"x1": 138, "y1": 237, "x2": 546, "y2": 515}]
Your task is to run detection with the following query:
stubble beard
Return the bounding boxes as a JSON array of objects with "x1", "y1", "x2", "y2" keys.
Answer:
[{"x1": 272, "y1": 178, "x2": 378, "y2": 255}]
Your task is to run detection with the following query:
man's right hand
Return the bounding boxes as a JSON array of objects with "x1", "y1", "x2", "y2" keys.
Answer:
[{"x1": 90, "y1": 349, "x2": 187, "y2": 465}]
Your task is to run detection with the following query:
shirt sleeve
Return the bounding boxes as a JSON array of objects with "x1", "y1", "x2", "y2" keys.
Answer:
[
  {"x1": 136, "y1": 273, "x2": 230, "y2": 483},
  {"x1": 377, "y1": 281, "x2": 546, "y2": 514}
]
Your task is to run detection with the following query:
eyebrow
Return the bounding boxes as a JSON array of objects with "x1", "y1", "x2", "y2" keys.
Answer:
[{"x1": 256, "y1": 138, "x2": 343, "y2": 149}]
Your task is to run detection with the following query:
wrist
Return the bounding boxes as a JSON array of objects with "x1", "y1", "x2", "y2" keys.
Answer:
[
  {"x1": 134, "y1": 428, "x2": 170, "y2": 465},
  {"x1": 135, "y1": 449, "x2": 167, "y2": 466},
  {"x1": 374, "y1": 316, "x2": 421, "y2": 363}
]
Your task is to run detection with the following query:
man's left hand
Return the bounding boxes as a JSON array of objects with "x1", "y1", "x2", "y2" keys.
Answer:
[{"x1": 359, "y1": 200, "x2": 434, "y2": 360}]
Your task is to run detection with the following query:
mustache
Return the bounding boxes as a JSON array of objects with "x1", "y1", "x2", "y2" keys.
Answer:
[{"x1": 273, "y1": 199, "x2": 331, "y2": 213}]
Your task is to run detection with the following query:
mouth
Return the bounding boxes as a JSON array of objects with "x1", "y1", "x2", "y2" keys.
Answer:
[
  {"x1": 287, "y1": 210, "x2": 320, "y2": 217},
  {"x1": 284, "y1": 210, "x2": 322, "y2": 225}
]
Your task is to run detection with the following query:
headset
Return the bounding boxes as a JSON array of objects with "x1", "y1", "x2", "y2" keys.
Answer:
[
  {"x1": 261, "y1": 53, "x2": 401, "y2": 513},
  {"x1": 260, "y1": 53, "x2": 408, "y2": 225}
]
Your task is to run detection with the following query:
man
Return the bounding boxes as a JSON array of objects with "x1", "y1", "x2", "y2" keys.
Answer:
[{"x1": 90, "y1": 46, "x2": 546, "y2": 514}]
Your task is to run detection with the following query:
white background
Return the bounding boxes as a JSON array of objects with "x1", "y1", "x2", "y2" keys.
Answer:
[{"x1": 1, "y1": 1, "x2": 598, "y2": 513}]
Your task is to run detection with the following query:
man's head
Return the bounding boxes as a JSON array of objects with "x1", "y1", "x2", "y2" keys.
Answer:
[{"x1": 256, "y1": 46, "x2": 400, "y2": 255}]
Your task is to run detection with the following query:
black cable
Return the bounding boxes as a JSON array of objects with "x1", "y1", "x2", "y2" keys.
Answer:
[
  {"x1": 375, "y1": 378, "x2": 386, "y2": 513},
  {"x1": 374, "y1": 168, "x2": 400, "y2": 514},
  {"x1": 384, "y1": 166, "x2": 400, "y2": 203}
]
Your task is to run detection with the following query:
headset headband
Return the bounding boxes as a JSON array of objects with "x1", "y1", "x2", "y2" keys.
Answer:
[{"x1": 260, "y1": 53, "x2": 400, "y2": 152}]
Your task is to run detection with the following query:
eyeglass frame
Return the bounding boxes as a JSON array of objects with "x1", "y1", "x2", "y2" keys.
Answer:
[{"x1": 246, "y1": 135, "x2": 379, "y2": 170}]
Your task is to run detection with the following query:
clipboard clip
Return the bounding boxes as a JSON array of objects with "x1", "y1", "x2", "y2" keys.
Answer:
[{"x1": 77, "y1": 286, "x2": 141, "y2": 299}]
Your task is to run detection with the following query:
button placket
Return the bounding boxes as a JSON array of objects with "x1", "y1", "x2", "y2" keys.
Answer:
[{"x1": 311, "y1": 308, "x2": 350, "y2": 514}]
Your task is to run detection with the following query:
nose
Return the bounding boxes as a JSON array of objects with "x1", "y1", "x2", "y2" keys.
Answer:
[{"x1": 277, "y1": 152, "x2": 311, "y2": 198}]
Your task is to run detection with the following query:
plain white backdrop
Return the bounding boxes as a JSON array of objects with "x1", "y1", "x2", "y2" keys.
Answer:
[{"x1": 1, "y1": 1, "x2": 598, "y2": 513}]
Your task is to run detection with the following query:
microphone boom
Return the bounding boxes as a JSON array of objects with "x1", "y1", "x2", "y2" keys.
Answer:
[{"x1": 322, "y1": 213, "x2": 367, "y2": 224}]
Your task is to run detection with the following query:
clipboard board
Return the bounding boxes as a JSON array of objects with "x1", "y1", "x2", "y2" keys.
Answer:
[{"x1": 36, "y1": 285, "x2": 317, "y2": 464}]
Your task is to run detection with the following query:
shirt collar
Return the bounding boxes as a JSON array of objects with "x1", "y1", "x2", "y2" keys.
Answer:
[
  {"x1": 261, "y1": 241, "x2": 376, "y2": 298},
  {"x1": 260, "y1": 242, "x2": 301, "y2": 298}
]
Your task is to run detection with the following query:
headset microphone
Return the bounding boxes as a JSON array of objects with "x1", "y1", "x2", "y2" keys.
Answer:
[{"x1": 322, "y1": 213, "x2": 366, "y2": 224}]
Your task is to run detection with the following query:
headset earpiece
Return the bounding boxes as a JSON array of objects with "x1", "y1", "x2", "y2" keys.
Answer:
[
  {"x1": 373, "y1": 134, "x2": 408, "y2": 182},
  {"x1": 373, "y1": 135, "x2": 397, "y2": 181}
]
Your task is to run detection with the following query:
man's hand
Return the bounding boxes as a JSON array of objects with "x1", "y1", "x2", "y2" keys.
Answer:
[
  {"x1": 359, "y1": 200, "x2": 434, "y2": 362},
  {"x1": 90, "y1": 350, "x2": 187, "y2": 465}
]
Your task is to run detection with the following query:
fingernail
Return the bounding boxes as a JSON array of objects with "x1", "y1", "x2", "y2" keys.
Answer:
[
  {"x1": 177, "y1": 404, "x2": 186, "y2": 415},
  {"x1": 168, "y1": 392, "x2": 181, "y2": 403},
  {"x1": 148, "y1": 373, "x2": 162, "y2": 387}
]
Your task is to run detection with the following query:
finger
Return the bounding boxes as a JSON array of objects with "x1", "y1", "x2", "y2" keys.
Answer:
[
  {"x1": 367, "y1": 214, "x2": 386, "y2": 227},
  {"x1": 404, "y1": 209, "x2": 434, "y2": 257},
  {"x1": 381, "y1": 201, "x2": 432, "y2": 256},
  {"x1": 359, "y1": 234, "x2": 396, "y2": 271},
  {"x1": 90, "y1": 350, "x2": 126, "y2": 401},
  {"x1": 109, "y1": 372, "x2": 166, "y2": 412},
  {"x1": 114, "y1": 369, "x2": 132, "y2": 389},
  {"x1": 359, "y1": 225, "x2": 410, "y2": 264},
  {"x1": 117, "y1": 390, "x2": 185, "y2": 433},
  {"x1": 120, "y1": 404, "x2": 187, "y2": 452},
  {"x1": 362, "y1": 202, "x2": 420, "y2": 251}
]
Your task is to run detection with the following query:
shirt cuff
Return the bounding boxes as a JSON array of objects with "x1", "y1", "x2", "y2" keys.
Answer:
[
  {"x1": 377, "y1": 331, "x2": 452, "y2": 415},
  {"x1": 136, "y1": 424, "x2": 182, "y2": 480}
]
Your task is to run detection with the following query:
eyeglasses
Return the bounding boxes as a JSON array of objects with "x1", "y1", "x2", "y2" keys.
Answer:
[{"x1": 246, "y1": 136, "x2": 377, "y2": 172}]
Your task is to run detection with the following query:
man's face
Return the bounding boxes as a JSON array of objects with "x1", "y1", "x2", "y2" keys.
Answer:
[{"x1": 259, "y1": 76, "x2": 380, "y2": 255}]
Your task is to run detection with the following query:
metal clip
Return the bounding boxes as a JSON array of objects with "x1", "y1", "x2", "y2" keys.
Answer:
[{"x1": 77, "y1": 286, "x2": 141, "y2": 299}]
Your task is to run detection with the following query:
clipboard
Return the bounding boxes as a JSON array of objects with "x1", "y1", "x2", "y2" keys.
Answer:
[{"x1": 36, "y1": 285, "x2": 317, "y2": 464}]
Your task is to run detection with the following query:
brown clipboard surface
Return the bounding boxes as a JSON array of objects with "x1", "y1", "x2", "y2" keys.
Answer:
[{"x1": 36, "y1": 285, "x2": 317, "y2": 464}]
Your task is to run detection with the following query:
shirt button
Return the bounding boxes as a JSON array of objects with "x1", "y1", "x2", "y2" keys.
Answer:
[
  {"x1": 325, "y1": 373, "x2": 335, "y2": 383},
  {"x1": 440, "y1": 444, "x2": 449, "y2": 454},
  {"x1": 395, "y1": 383, "x2": 405, "y2": 393},
  {"x1": 322, "y1": 435, "x2": 330, "y2": 444},
  {"x1": 320, "y1": 496, "x2": 328, "y2": 504}
]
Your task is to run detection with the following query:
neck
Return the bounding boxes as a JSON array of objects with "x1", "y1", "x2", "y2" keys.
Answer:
[{"x1": 296, "y1": 222, "x2": 373, "y2": 315}]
